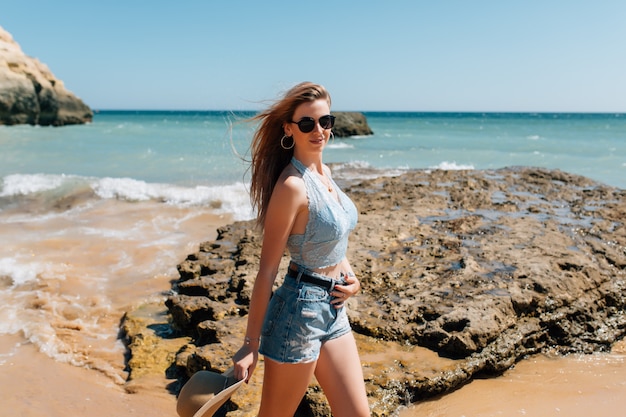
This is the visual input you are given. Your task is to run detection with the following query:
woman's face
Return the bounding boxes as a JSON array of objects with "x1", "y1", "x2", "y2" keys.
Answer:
[{"x1": 284, "y1": 99, "x2": 332, "y2": 153}]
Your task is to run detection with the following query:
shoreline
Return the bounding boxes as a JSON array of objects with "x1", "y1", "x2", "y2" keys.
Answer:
[{"x1": 0, "y1": 199, "x2": 234, "y2": 416}]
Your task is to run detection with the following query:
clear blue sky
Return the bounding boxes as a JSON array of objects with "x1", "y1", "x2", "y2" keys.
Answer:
[{"x1": 2, "y1": 1, "x2": 625, "y2": 112}]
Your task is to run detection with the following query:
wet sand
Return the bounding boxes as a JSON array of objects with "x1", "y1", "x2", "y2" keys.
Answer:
[
  {"x1": 1, "y1": 339, "x2": 175, "y2": 417},
  {"x1": 400, "y1": 344, "x2": 626, "y2": 417}
]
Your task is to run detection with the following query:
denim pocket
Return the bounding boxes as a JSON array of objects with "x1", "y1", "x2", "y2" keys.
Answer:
[
  {"x1": 297, "y1": 285, "x2": 327, "y2": 300},
  {"x1": 297, "y1": 285, "x2": 328, "y2": 319},
  {"x1": 261, "y1": 293, "x2": 286, "y2": 337}
]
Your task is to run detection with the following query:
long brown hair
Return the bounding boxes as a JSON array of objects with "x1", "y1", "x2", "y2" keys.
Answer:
[{"x1": 250, "y1": 82, "x2": 332, "y2": 228}]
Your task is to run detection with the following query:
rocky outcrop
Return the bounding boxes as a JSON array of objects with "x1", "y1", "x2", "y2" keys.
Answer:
[
  {"x1": 333, "y1": 111, "x2": 373, "y2": 137},
  {"x1": 123, "y1": 167, "x2": 626, "y2": 416},
  {"x1": 0, "y1": 26, "x2": 92, "y2": 126}
]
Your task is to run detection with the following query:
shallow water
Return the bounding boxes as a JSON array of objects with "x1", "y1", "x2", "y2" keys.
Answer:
[{"x1": 0, "y1": 197, "x2": 230, "y2": 382}]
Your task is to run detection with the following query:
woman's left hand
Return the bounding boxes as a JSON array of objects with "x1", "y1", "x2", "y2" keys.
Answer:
[{"x1": 331, "y1": 272, "x2": 360, "y2": 309}]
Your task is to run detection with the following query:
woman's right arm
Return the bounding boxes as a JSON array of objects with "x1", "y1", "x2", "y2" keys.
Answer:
[{"x1": 232, "y1": 174, "x2": 306, "y2": 381}]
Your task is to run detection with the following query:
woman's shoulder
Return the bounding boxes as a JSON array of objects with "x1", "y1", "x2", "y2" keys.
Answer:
[{"x1": 275, "y1": 163, "x2": 306, "y2": 196}]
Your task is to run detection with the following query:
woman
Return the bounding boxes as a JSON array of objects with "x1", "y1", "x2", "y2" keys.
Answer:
[{"x1": 232, "y1": 82, "x2": 370, "y2": 417}]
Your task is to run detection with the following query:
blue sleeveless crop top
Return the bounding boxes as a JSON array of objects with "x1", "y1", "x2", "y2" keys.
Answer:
[{"x1": 286, "y1": 157, "x2": 358, "y2": 269}]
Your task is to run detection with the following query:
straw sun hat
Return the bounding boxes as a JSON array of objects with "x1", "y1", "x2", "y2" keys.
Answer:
[{"x1": 176, "y1": 367, "x2": 247, "y2": 417}]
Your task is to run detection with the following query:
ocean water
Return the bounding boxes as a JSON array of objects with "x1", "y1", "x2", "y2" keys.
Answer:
[
  {"x1": 2, "y1": 111, "x2": 625, "y2": 195},
  {"x1": 0, "y1": 111, "x2": 625, "y2": 376}
]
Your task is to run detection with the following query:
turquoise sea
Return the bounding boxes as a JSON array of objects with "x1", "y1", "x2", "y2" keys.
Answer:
[
  {"x1": 1, "y1": 111, "x2": 625, "y2": 218},
  {"x1": 0, "y1": 111, "x2": 625, "y2": 376}
]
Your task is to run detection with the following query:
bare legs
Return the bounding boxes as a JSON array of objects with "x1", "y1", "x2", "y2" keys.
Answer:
[
  {"x1": 257, "y1": 332, "x2": 370, "y2": 417},
  {"x1": 315, "y1": 332, "x2": 370, "y2": 417},
  {"x1": 258, "y1": 358, "x2": 316, "y2": 417}
]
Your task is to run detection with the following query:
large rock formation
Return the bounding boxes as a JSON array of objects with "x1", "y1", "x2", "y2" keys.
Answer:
[
  {"x1": 124, "y1": 167, "x2": 626, "y2": 416},
  {"x1": 333, "y1": 111, "x2": 373, "y2": 137},
  {"x1": 0, "y1": 26, "x2": 92, "y2": 126}
]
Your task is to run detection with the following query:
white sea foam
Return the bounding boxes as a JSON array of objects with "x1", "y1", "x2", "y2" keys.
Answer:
[
  {"x1": 0, "y1": 306, "x2": 25, "y2": 339},
  {"x1": 92, "y1": 177, "x2": 253, "y2": 219},
  {"x1": 343, "y1": 134, "x2": 371, "y2": 139},
  {"x1": 0, "y1": 173, "x2": 255, "y2": 221},
  {"x1": 93, "y1": 178, "x2": 254, "y2": 220},
  {"x1": 327, "y1": 142, "x2": 355, "y2": 149},
  {"x1": 0, "y1": 257, "x2": 41, "y2": 286},
  {"x1": 0, "y1": 173, "x2": 68, "y2": 196},
  {"x1": 429, "y1": 161, "x2": 475, "y2": 170},
  {"x1": 92, "y1": 177, "x2": 154, "y2": 201}
]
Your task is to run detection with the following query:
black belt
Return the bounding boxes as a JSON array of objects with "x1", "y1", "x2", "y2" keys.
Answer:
[{"x1": 287, "y1": 268, "x2": 334, "y2": 291}]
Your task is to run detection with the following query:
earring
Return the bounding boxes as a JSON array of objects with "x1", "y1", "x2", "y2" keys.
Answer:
[
  {"x1": 280, "y1": 135, "x2": 295, "y2": 150},
  {"x1": 329, "y1": 131, "x2": 335, "y2": 144}
]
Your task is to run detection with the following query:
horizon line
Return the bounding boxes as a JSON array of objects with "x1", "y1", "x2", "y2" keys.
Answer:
[{"x1": 92, "y1": 109, "x2": 626, "y2": 115}]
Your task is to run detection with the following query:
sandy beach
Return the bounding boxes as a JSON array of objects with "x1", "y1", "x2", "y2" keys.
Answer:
[
  {"x1": 401, "y1": 345, "x2": 626, "y2": 417},
  {"x1": 1, "y1": 338, "x2": 175, "y2": 417},
  {"x1": 3, "y1": 337, "x2": 626, "y2": 416}
]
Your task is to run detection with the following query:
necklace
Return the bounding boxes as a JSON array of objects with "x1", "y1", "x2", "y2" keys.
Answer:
[{"x1": 318, "y1": 174, "x2": 333, "y2": 192}]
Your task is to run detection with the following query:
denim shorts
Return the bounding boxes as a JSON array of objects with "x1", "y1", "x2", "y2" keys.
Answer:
[{"x1": 259, "y1": 271, "x2": 351, "y2": 364}]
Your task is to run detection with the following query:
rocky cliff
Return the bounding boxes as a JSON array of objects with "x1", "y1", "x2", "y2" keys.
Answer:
[{"x1": 0, "y1": 26, "x2": 92, "y2": 126}]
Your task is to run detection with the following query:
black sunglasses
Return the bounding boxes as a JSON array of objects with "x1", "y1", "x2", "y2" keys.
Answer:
[{"x1": 290, "y1": 115, "x2": 336, "y2": 133}]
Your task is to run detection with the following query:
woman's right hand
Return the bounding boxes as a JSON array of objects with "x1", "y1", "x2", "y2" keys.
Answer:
[{"x1": 233, "y1": 342, "x2": 258, "y2": 383}]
